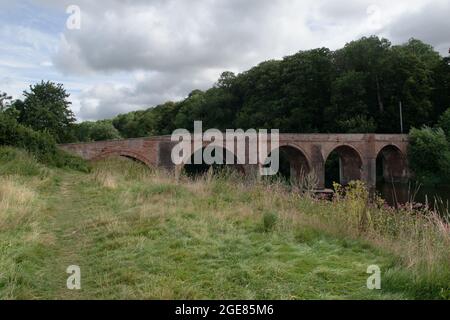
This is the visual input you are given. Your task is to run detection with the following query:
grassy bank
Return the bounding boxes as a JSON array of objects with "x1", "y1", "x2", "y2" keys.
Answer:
[{"x1": 0, "y1": 147, "x2": 448, "y2": 299}]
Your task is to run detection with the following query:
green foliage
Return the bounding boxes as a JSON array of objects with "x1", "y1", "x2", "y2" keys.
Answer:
[
  {"x1": 408, "y1": 127, "x2": 450, "y2": 185},
  {"x1": 438, "y1": 108, "x2": 450, "y2": 140},
  {"x1": 112, "y1": 111, "x2": 146, "y2": 138},
  {"x1": 107, "y1": 37, "x2": 448, "y2": 138},
  {"x1": 0, "y1": 146, "x2": 49, "y2": 177},
  {"x1": 432, "y1": 57, "x2": 450, "y2": 120},
  {"x1": 12, "y1": 81, "x2": 76, "y2": 143},
  {"x1": 337, "y1": 115, "x2": 377, "y2": 133},
  {"x1": 0, "y1": 113, "x2": 89, "y2": 172},
  {"x1": 0, "y1": 91, "x2": 12, "y2": 112},
  {"x1": 262, "y1": 211, "x2": 278, "y2": 232},
  {"x1": 72, "y1": 120, "x2": 122, "y2": 142}
]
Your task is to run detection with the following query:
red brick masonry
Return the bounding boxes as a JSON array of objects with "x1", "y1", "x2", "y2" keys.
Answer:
[{"x1": 59, "y1": 133, "x2": 409, "y2": 189}]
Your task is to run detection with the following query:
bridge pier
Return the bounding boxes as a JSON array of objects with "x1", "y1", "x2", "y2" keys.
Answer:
[
  {"x1": 312, "y1": 161, "x2": 326, "y2": 189},
  {"x1": 363, "y1": 157, "x2": 377, "y2": 190}
]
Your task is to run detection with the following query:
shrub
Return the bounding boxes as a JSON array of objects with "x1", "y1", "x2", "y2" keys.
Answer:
[
  {"x1": 72, "y1": 120, "x2": 122, "y2": 142},
  {"x1": 0, "y1": 113, "x2": 89, "y2": 172},
  {"x1": 0, "y1": 147, "x2": 49, "y2": 177},
  {"x1": 408, "y1": 127, "x2": 450, "y2": 185},
  {"x1": 438, "y1": 108, "x2": 450, "y2": 141}
]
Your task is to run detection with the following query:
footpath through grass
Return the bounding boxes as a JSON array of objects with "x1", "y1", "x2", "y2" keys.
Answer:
[{"x1": 0, "y1": 147, "x2": 448, "y2": 299}]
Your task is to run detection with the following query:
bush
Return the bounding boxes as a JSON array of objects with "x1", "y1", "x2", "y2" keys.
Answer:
[
  {"x1": 0, "y1": 147, "x2": 49, "y2": 177},
  {"x1": 438, "y1": 108, "x2": 450, "y2": 141},
  {"x1": 0, "y1": 113, "x2": 90, "y2": 172},
  {"x1": 408, "y1": 127, "x2": 450, "y2": 185},
  {"x1": 72, "y1": 120, "x2": 122, "y2": 142}
]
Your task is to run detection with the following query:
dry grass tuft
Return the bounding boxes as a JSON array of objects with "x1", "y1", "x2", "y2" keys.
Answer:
[
  {"x1": 92, "y1": 169, "x2": 118, "y2": 189},
  {"x1": 0, "y1": 177, "x2": 37, "y2": 230}
]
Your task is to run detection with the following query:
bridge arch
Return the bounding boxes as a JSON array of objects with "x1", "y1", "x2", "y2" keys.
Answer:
[
  {"x1": 325, "y1": 144, "x2": 363, "y2": 187},
  {"x1": 376, "y1": 144, "x2": 408, "y2": 183},
  {"x1": 263, "y1": 144, "x2": 312, "y2": 182},
  {"x1": 92, "y1": 150, "x2": 153, "y2": 168},
  {"x1": 182, "y1": 145, "x2": 245, "y2": 177}
]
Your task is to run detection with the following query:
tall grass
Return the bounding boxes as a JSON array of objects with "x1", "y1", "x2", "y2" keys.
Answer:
[
  {"x1": 311, "y1": 181, "x2": 450, "y2": 299},
  {"x1": 0, "y1": 147, "x2": 50, "y2": 177},
  {"x1": 0, "y1": 175, "x2": 50, "y2": 299},
  {"x1": 1, "y1": 149, "x2": 448, "y2": 299},
  {"x1": 129, "y1": 167, "x2": 450, "y2": 299},
  {"x1": 0, "y1": 177, "x2": 37, "y2": 230},
  {"x1": 90, "y1": 159, "x2": 449, "y2": 299}
]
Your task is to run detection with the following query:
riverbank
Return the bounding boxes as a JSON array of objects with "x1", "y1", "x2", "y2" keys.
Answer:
[{"x1": 0, "y1": 147, "x2": 448, "y2": 299}]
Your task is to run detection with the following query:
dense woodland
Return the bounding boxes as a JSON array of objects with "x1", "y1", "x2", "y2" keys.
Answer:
[
  {"x1": 1, "y1": 36, "x2": 450, "y2": 183},
  {"x1": 108, "y1": 36, "x2": 450, "y2": 138}
]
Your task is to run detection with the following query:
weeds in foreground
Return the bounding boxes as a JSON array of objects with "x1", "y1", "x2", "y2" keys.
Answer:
[{"x1": 326, "y1": 181, "x2": 450, "y2": 299}]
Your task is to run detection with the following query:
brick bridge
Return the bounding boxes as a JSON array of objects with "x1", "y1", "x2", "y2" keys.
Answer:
[{"x1": 59, "y1": 133, "x2": 410, "y2": 189}]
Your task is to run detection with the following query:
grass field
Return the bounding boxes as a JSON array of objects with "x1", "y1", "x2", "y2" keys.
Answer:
[{"x1": 0, "y1": 147, "x2": 448, "y2": 300}]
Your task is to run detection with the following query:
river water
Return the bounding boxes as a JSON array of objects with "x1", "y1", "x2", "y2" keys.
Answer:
[{"x1": 376, "y1": 182, "x2": 450, "y2": 210}]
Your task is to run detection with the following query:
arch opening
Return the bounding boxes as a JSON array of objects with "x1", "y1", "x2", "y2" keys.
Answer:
[
  {"x1": 376, "y1": 145, "x2": 408, "y2": 183},
  {"x1": 325, "y1": 145, "x2": 362, "y2": 188},
  {"x1": 263, "y1": 145, "x2": 311, "y2": 183},
  {"x1": 94, "y1": 151, "x2": 151, "y2": 168},
  {"x1": 182, "y1": 146, "x2": 245, "y2": 178}
]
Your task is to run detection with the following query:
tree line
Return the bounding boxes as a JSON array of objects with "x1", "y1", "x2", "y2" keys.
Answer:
[{"x1": 110, "y1": 36, "x2": 450, "y2": 138}]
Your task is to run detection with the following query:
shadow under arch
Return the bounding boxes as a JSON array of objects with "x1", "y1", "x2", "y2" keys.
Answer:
[
  {"x1": 182, "y1": 145, "x2": 245, "y2": 177},
  {"x1": 325, "y1": 145, "x2": 363, "y2": 187},
  {"x1": 262, "y1": 144, "x2": 311, "y2": 183},
  {"x1": 92, "y1": 150, "x2": 153, "y2": 168},
  {"x1": 376, "y1": 144, "x2": 408, "y2": 183}
]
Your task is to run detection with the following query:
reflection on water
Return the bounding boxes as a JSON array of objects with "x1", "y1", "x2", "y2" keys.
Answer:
[{"x1": 376, "y1": 182, "x2": 450, "y2": 208}]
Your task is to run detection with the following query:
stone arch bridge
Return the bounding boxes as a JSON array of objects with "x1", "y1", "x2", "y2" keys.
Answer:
[{"x1": 59, "y1": 133, "x2": 410, "y2": 189}]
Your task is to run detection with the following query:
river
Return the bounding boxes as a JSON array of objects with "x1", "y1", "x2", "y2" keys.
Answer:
[{"x1": 376, "y1": 182, "x2": 450, "y2": 216}]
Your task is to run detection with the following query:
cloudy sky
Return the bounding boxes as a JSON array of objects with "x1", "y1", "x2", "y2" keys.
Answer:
[{"x1": 1, "y1": 0, "x2": 449, "y2": 121}]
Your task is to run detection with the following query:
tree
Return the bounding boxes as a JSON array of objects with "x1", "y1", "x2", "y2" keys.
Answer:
[
  {"x1": 432, "y1": 57, "x2": 450, "y2": 120},
  {"x1": 235, "y1": 60, "x2": 285, "y2": 130},
  {"x1": 14, "y1": 81, "x2": 76, "y2": 143},
  {"x1": 215, "y1": 71, "x2": 236, "y2": 89},
  {"x1": 438, "y1": 108, "x2": 450, "y2": 141},
  {"x1": 326, "y1": 71, "x2": 369, "y2": 132},
  {"x1": 137, "y1": 101, "x2": 181, "y2": 135},
  {"x1": 72, "y1": 120, "x2": 122, "y2": 142},
  {"x1": 280, "y1": 48, "x2": 334, "y2": 132},
  {"x1": 381, "y1": 44, "x2": 435, "y2": 132},
  {"x1": 408, "y1": 127, "x2": 450, "y2": 185},
  {"x1": 338, "y1": 115, "x2": 376, "y2": 133},
  {"x1": 112, "y1": 111, "x2": 145, "y2": 138},
  {"x1": 0, "y1": 91, "x2": 12, "y2": 112},
  {"x1": 334, "y1": 36, "x2": 391, "y2": 114}
]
